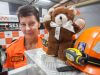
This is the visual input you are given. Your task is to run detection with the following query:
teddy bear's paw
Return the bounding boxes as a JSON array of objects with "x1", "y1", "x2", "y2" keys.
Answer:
[
  {"x1": 75, "y1": 19, "x2": 85, "y2": 29},
  {"x1": 47, "y1": 55, "x2": 56, "y2": 57},
  {"x1": 43, "y1": 14, "x2": 51, "y2": 22},
  {"x1": 46, "y1": 51, "x2": 58, "y2": 57},
  {"x1": 58, "y1": 56, "x2": 66, "y2": 61}
]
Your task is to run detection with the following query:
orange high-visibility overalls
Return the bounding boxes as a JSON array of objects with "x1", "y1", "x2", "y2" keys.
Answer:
[{"x1": 4, "y1": 36, "x2": 43, "y2": 69}]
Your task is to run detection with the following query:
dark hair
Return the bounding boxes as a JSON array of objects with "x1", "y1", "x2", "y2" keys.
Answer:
[{"x1": 17, "y1": 5, "x2": 39, "y2": 22}]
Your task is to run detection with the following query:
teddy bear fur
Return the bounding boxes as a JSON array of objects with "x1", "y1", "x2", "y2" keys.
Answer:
[{"x1": 43, "y1": 6, "x2": 84, "y2": 61}]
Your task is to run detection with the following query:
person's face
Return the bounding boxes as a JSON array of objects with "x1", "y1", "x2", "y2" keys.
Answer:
[{"x1": 19, "y1": 15, "x2": 40, "y2": 38}]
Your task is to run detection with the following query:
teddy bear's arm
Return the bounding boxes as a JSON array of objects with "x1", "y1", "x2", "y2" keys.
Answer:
[
  {"x1": 73, "y1": 19, "x2": 85, "y2": 33},
  {"x1": 44, "y1": 20, "x2": 52, "y2": 32},
  {"x1": 73, "y1": 23, "x2": 82, "y2": 33}
]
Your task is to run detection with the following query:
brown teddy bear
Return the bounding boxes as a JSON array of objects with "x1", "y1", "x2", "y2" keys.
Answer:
[{"x1": 43, "y1": 6, "x2": 85, "y2": 61}]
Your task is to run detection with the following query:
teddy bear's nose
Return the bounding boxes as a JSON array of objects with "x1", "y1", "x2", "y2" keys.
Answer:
[{"x1": 60, "y1": 16, "x2": 62, "y2": 20}]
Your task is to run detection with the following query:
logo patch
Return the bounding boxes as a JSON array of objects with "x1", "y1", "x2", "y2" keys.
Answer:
[
  {"x1": 78, "y1": 42, "x2": 86, "y2": 51},
  {"x1": 11, "y1": 55, "x2": 24, "y2": 62}
]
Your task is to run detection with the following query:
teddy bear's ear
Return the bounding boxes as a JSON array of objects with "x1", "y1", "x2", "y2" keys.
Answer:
[
  {"x1": 67, "y1": 5, "x2": 80, "y2": 16},
  {"x1": 48, "y1": 7, "x2": 55, "y2": 15},
  {"x1": 43, "y1": 14, "x2": 51, "y2": 22},
  {"x1": 43, "y1": 8, "x2": 54, "y2": 22},
  {"x1": 67, "y1": 5, "x2": 75, "y2": 10}
]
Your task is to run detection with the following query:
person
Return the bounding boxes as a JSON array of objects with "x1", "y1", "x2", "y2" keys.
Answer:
[{"x1": 4, "y1": 5, "x2": 43, "y2": 69}]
